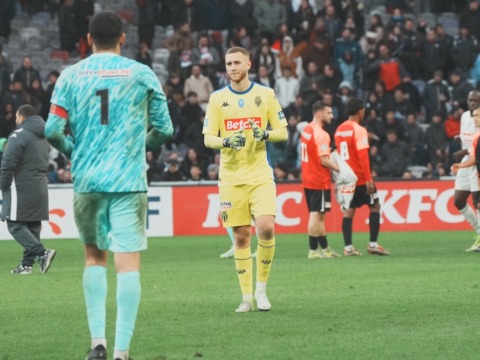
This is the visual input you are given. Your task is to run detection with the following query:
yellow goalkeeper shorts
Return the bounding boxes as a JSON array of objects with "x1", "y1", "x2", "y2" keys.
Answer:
[{"x1": 219, "y1": 181, "x2": 276, "y2": 227}]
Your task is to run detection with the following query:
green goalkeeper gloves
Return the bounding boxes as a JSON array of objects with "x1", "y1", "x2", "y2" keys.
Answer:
[
  {"x1": 248, "y1": 119, "x2": 269, "y2": 141},
  {"x1": 223, "y1": 129, "x2": 246, "y2": 150}
]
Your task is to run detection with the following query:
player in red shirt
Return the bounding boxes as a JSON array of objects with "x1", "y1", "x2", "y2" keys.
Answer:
[
  {"x1": 334, "y1": 98, "x2": 390, "y2": 256},
  {"x1": 301, "y1": 101, "x2": 340, "y2": 259}
]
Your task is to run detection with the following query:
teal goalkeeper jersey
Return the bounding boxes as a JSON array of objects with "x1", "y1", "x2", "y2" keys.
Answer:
[{"x1": 46, "y1": 53, "x2": 172, "y2": 193}]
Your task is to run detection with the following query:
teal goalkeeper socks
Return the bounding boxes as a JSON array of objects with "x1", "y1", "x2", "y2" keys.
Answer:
[
  {"x1": 226, "y1": 227, "x2": 235, "y2": 246},
  {"x1": 83, "y1": 266, "x2": 107, "y2": 339},
  {"x1": 115, "y1": 271, "x2": 141, "y2": 351}
]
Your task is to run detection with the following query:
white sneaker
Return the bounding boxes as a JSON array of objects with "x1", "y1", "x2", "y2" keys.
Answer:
[
  {"x1": 219, "y1": 246, "x2": 234, "y2": 258},
  {"x1": 255, "y1": 289, "x2": 271, "y2": 311},
  {"x1": 235, "y1": 300, "x2": 254, "y2": 313}
]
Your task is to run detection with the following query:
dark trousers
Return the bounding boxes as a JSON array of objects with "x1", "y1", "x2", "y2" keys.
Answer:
[{"x1": 7, "y1": 220, "x2": 44, "y2": 266}]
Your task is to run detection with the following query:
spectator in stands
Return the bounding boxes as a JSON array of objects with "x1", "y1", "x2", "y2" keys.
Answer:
[
  {"x1": 398, "y1": 17, "x2": 423, "y2": 79},
  {"x1": 396, "y1": 73, "x2": 422, "y2": 113},
  {"x1": 337, "y1": 50, "x2": 356, "y2": 90},
  {"x1": 0, "y1": 0, "x2": 15, "y2": 42},
  {"x1": 421, "y1": 29, "x2": 448, "y2": 80},
  {"x1": 284, "y1": 113, "x2": 300, "y2": 169},
  {"x1": 403, "y1": 113, "x2": 427, "y2": 166},
  {"x1": 4, "y1": 81, "x2": 30, "y2": 110},
  {"x1": 452, "y1": 26, "x2": 478, "y2": 76},
  {"x1": 425, "y1": 112, "x2": 448, "y2": 167},
  {"x1": 423, "y1": 70, "x2": 450, "y2": 122},
  {"x1": 252, "y1": 65, "x2": 273, "y2": 89},
  {"x1": 435, "y1": 24, "x2": 454, "y2": 72},
  {"x1": 333, "y1": 28, "x2": 363, "y2": 72},
  {"x1": 202, "y1": 0, "x2": 233, "y2": 32},
  {"x1": 167, "y1": 38, "x2": 193, "y2": 81},
  {"x1": 338, "y1": 81, "x2": 354, "y2": 106},
  {"x1": 230, "y1": 0, "x2": 257, "y2": 36},
  {"x1": 302, "y1": 36, "x2": 330, "y2": 76},
  {"x1": 460, "y1": 0, "x2": 480, "y2": 41},
  {"x1": 323, "y1": 4, "x2": 343, "y2": 46},
  {"x1": 166, "y1": 73, "x2": 184, "y2": 95},
  {"x1": 58, "y1": 0, "x2": 76, "y2": 53},
  {"x1": 181, "y1": 147, "x2": 205, "y2": 179},
  {"x1": 0, "y1": 102, "x2": 15, "y2": 138},
  {"x1": 172, "y1": 0, "x2": 203, "y2": 32},
  {"x1": 362, "y1": 108, "x2": 386, "y2": 149},
  {"x1": 293, "y1": 0, "x2": 315, "y2": 42},
  {"x1": 255, "y1": 0, "x2": 287, "y2": 40},
  {"x1": 275, "y1": 36, "x2": 304, "y2": 79},
  {"x1": 444, "y1": 105, "x2": 463, "y2": 166},
  {"x1": 360, "y1": 30, "x2": 380, "y2": 55},
  {"x1": 178, "y1": 91, "x2": 203, "y2": 143},
  {"x1": 299, "y1": 61, "x2": 322, "y2": 106},
  {"x1": 191, "y1": 34, "x2": 221, "y2": 84},
  {"x1": 183, "y1": 65, "x2": 214, "y2": 111},
  {"x1": 0, "y1": 45, "x2": 12, "y2": 74},
  {"x1": 285, "y1": 94, "x2": 311, "y2": 123},
  {"x1": 187, "y1": 164, "x2": 204, "y2": 181},
  {"x1": 450, "y1": 70, "x2": 474, "y2": 108},
  {"x1": 13, "y1": 56, "x2": 41, "y2": 92},
  {"x1": 384, "y1": 109, "x2": 405, "y2": 139},
  {"x1": 254, "y1": 42, "x2": 277, "y2": 79},
  {"x1": 29, "y1": 79, "x2": 49, "y2": 119},
  {"x1": 146, "y1": 151, "x2": 163, "y2": 184},
  {"x1": 230, "y1": 27, "x2": 253, "y2": 52},
  {"x1": 360, "y1": 49, "x2": 378, "y2": 94},
  {"x1": 365, "y1": 13, "x2": 384, "y2": 44},
  {"x1": 167, "y1": 22, "x2": 195, "y2": 53},
  {"x1": 373, "y1": 44, "x2": 405, "y2": 93},
  {"x1": 161, "y1": 159, "x2": 185, "y2": 182},
  {"x1": 135, "y1": 42, "x2": 152, "y2": 69},
  {"x1": 379, "y1": 129, "x2": 410, "y2": 178},
  {"x1": 184, "y1": 114, "x2": 211, "y2": 162},
  {"x1": 136, "y1": 0, "x2": 157, "y2": 48},
  {"x1": 73, "y1": 0, "x2": 94, "y2": 58},
  {"x1": 318, "y1": 63, "x2": 342, "y2": 95},
  {"x1": 206, "y1": 163, "x2": 219, "y2": 180},
  {"x1": 45, "y1": 71, "x2": 59, "y2": 112},
  {"x1": 273, "y1": 162, "x2": 289, "y2": 181},
  {"x1": 392, "y1": 88, "x2": 415, "y2": 119},
  {"x1": 275, "y1": 66, "x2": 299, "y2": 108}
]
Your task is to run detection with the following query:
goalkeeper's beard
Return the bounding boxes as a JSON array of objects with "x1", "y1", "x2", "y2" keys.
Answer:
[{"x1": 229, "y1": 70, "x2": 248, "y2": 84}]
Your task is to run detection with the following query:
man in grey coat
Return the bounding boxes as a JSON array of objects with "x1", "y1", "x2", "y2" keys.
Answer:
[{"x1": 0, "y1": 104, "x2": 56, "y2": 274}]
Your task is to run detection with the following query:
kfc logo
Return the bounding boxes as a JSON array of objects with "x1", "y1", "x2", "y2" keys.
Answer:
[{"x1": 224, "y1": 117, "x2": 262, "y2": 131}]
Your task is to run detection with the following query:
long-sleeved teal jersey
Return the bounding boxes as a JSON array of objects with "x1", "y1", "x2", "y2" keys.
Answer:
[{"x1": 45, "y1": 53, "x2": 173, "y2": 193}]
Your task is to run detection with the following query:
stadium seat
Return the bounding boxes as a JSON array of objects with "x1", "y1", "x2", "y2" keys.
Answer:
[
  {"x1": 408, "y1": 166, "x2": 429, "y2": 179},
  {"x1": 50, "y1": 50, "x2": 70, "y2": 64},
  {"x1": 153, "y1": 48, "x2": 170, "y2": 65},
  {"x1": 20, "y1": 27, "x2": 41, "y2": 43}
]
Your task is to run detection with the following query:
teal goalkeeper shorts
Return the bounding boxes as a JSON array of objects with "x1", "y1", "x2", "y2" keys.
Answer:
[{"x1": 73, "y1": 192, "x2": 148, "y2": 252}]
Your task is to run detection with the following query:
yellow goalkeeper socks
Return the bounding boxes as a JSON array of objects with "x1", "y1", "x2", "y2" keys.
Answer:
[
  {"x1": 256, "y1": 237, "x2": 275, "y2": 283},
  {"x1": 234, "y1": 247, "x2": 253, "y2": 299}
]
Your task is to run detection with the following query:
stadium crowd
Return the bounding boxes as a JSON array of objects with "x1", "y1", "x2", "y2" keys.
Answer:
[{"x1": 0, "y1": 0, "x2": 479, "y2": 183}]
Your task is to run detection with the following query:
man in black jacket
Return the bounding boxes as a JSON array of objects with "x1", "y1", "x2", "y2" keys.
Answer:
[{"x1": 0, "y1": 105, "x2": 55, "y2": 274}]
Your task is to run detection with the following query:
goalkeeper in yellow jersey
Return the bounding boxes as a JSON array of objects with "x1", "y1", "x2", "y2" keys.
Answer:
[{"x1": 203, "y1": 46, "x2": 288, "y2": 312}]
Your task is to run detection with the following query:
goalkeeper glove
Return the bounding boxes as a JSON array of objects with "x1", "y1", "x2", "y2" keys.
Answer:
[
  {"x1": 223, "y1": 129, "x2": 246, "y2": 150},
  {"x1": 248, "y1": 119, "x2": 269, "y2": 141}
]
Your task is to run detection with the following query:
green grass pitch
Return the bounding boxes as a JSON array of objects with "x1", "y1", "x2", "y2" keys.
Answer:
[{"x1": 1, "y1": 231, "x2": 480, "y2": 360}]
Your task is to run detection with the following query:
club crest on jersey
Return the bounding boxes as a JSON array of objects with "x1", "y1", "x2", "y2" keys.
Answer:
[
  {"x1": 238, "y1": 99, "x2": 245, "y2": 108},
  {"x1": 221, "y1": 211, "x2": 228, "y2": 222},
  {"x1": 255, "y1": 96, "x2": 262, "y2": 107},
  {"x1": 278, "y1": 111, "x2": 285, "y2": 119}
]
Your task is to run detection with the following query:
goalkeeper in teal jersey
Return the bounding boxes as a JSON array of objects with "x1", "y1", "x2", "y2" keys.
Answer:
[{"x1": 45, "y1": 11, "x2": 173, "y2": 360}]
